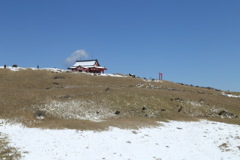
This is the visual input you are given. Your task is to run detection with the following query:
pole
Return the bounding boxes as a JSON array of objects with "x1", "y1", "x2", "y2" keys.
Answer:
[{"x1": 159, "y1": 73, "x2": 163, "y2": 80}]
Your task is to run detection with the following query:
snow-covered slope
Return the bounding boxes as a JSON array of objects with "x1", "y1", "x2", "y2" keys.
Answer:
[{"x1": 0, "y1": 120, "x2": 239, "y2": 160}]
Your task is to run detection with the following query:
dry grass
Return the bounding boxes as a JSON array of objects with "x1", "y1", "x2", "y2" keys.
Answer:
[
  {"x1": 219, "y1": 143, "x2": 231, "y2": 152},
  {"x1": 32, "y1": 117, "x2": 159, "y2": 131},
  {"x1": 0, "y1": 68, "x2": 240, "y2": 130},
  {"x1": 0, "y1": 132, "x2": 21, "y2": 160}
]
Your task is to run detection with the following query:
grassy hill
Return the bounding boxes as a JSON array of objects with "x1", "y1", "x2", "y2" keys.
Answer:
[{"x1": 0, "y1": 68, "x2": 240, "y2": 130}]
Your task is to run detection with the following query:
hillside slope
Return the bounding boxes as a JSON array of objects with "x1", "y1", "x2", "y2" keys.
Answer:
[{"x1": 0, "y1": 68, "x2": 240, "y2": 130}]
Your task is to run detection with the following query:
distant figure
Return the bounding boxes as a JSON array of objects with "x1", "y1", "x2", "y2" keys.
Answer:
[
  {"x1": 4, "y1": 64, "x2": 6, "y2": 69},
  {"x1": 12, "y1": 64, "x2": 18, "y2": 68},
  {"x1": 37, "y1": 65, "x2": 39, "y2": 69}
]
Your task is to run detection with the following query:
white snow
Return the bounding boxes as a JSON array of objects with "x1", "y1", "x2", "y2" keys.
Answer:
[
  {"x1": 0, "y1": 66, "x2": 24, "y2": 71},
  {"x1": 1, "y1": 120, "x2": 240, "y2": 160},
  {"x1": 0, "y1": 66, "x2": 67, "y2": 73},
  {"x1": 73, "y1": 60, "x2": 97, "y2": 67},
  {"x1": 222, "y1": 92, "x2": 240, "y2": 98},
  {"x1": 99, "y1": 73, "x2": 127, "y2": 77},
  {"x1": 39, "y1": 68, "x2": 67, "y2": 73}
]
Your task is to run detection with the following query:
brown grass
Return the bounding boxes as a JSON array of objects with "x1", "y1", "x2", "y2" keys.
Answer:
[
  {"x1": 0, "y1": 68, "x2": 240, "y2": 130},
  {"x1": 219, "y1": 143, "x2": 231, "y2": 152},
  {"x1": 0, "y1": 132, "x2": 21, "y2": 160},
  {"x1": 32, "y1": 117, "x2": 159, "y2": 131}
]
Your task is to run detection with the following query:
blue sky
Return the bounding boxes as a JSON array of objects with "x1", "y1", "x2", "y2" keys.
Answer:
[{"x1": 0, "y1": 0, "x2": 239, "y2": 91}]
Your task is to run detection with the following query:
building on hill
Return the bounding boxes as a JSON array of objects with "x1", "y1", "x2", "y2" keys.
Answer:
[{"x1": 68, "y1": 59, "x2": 107, "y2": 73}]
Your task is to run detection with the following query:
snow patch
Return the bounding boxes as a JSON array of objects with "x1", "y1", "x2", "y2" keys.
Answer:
[
  {"x1": 38, "y1": 100, "x2": 114, "y2": 122},
  {"x1": 79, "y1": 72, "x2": 127, "y2": 77},
  {"x1": 187, "y1": 101, "x2": 203, "y2": 107},
  {"x1": 99, "y1": 73, "x2": 127, "y2": 77},
  {"x1": 40, "y1": 68, "x2": 67, "y2": 73},
  {"x1": 0, "y1": 66, "x2": 23, "y2": 71},
  {"x1": 0, "y1": 66, "x2": 67, "y2": 73},
  {"x1": 222, "y1": 92, "x2": 240, "y2": 98}
]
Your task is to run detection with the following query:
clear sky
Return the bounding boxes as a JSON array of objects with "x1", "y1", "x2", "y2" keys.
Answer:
[{"x1": 0, "y1": 0, "x2": 239, "y2": 91}]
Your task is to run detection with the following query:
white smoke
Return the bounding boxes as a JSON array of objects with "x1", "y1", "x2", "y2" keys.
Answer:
[{"x1": 64, "y1": 49, "x2": 88, "y2": 66}]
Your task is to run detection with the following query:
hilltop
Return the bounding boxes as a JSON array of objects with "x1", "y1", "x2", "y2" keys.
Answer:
[{"x1": 0, "y1": 67, "x2": 239, "y2": 130}]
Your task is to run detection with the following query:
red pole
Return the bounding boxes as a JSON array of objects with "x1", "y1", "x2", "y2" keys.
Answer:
[{"x1": 159, "y1": 73, "x2": 163, "y2": 80}]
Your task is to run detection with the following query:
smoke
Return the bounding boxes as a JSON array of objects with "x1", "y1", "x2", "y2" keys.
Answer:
[{"x1": 64, "y1": 49, "x2": 88, "y2": 66}]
